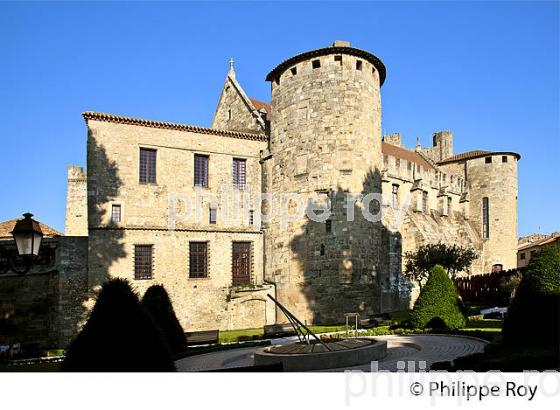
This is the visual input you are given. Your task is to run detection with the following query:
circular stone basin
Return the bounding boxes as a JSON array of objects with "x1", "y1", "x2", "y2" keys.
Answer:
[{"x1": 254, "y1": 338, "x2": 387, "y2": 371}]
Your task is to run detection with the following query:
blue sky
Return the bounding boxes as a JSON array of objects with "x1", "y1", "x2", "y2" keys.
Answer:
[{"x1": 0, "y1": 1, "x2": 558, "y2": 236}]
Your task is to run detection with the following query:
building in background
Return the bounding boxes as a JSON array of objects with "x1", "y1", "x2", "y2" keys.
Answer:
[{"x1": 517, "y1": 232, "x2": 560, "y2": 268}]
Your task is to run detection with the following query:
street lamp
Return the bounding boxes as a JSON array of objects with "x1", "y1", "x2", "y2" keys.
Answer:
[
  {"x1": 0, "y1": 213, "x2": 44, "y2": 274},
  {"x1": 12, "y1": 213, "x2": 43, "y2": 258}
]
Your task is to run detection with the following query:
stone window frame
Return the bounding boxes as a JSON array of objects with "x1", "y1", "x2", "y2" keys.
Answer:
[
  {"x1": 422, "y1": 190, "x2": 429, "y2": 214},
  {"x1": 110, "y1": 202, "x2": 123, "y2": 224},
  {"x1": 232, "y1": 157, "x2": 247, "y2": 190},
  {"x1": 209, "y1": 207, "x2": 217, "y2": 225},
  {"x1": 133, "y1": 244, "x2": 154, "y2": 280},
  {"x1": 482, "y1": 197, "x2": 490, "y2": 239},
  {"x1": 139, "y1": 147, "x2": 157, "y2": 184},
  {"x1": 188, "y1": 241, "x2": 210, "y2": 279},
  {"x1": 231, "y1": 241, "x2": 254, "y2": 286},
  {"x1": 520, "y1": 252, "x2": 526, "y2": 260},
  {"x1": 194, "y1": 153, "x2": 209, "y2": 188},
  {"x1": 391, "y1": 184, "x2": 399, "y2": 209}
]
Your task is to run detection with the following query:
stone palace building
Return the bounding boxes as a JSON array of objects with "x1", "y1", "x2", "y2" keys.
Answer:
[{"x1": 4, "y1": 41, "x2": 521, "y2": 348}]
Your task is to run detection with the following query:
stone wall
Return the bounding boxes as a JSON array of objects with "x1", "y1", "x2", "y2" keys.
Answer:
[
  {"x1": 467, "y1": 154, "x2": 519, "y2": 270},
  {"x1": 86, "y1": 118, "x2": 275, "y2": 331},
  {"x1": 0, "y1": 237, "x2": 88, "y2": 349},
  {"x1": 65, "y1": 166, "x2": 88, "y2": 236},
  {"x1": 264, "y1": 44, "x2": 388, "y2": 323},
  {"x1": 211, "y1": 69, "x2": 265, "y2": 134}
]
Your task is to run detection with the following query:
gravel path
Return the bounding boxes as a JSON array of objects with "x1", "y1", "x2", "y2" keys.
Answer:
[{"x1": 175, "y1": 334, "x2": 487, "y2": 372}]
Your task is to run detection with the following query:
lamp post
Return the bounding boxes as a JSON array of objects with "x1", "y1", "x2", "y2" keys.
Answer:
[{"x1": 0, "y1": 213, "x2": 44, "y2": 275}]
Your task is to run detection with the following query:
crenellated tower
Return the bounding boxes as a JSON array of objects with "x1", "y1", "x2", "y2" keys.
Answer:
[{"x1": 263, "y1": 41, "x2": 391, "y2": 323}]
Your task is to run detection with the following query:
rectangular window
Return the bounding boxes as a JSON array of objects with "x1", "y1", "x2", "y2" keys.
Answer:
[
  {"x1": 232, "y1": 158, "x2": 247, "y2": 189},
  {"x1": 139, "y1": 148, "x2": 156, "y2": 183},
  {"x1": 111, "y1": 204, "x2": 121, "y2": 223},
  {"x1": 422, "y1": 191, "x2": 429, "y2": 213},
  {"x1": 520, "y1": 252, "x2": 526, "y2": 260},
  {"x1": 249, "y1": 210, "x2": 255, "y2": 226},
  {"x1": 232, "y1": 242, "x2": 251, "y2": 285},
  {"x1": 482, "y1": 197, "x2": 490, "y2": 239},
  {"x1": 194, "y1": 154, "x2": 209, "y2": 187},
  {"x1": 189, "y1": 242, "x2": 208, "y2": 278},
  {"x1": 290, "y1": 66, "x2": 297, "y2": 75},
  {"x1": 356, "y1": 60, "x2": 363, "y2": 70},
  {"x1": 485, "y1": 157, "x2": 492, "y2": 164},
  {"x1": 312, "y1": 59, "x2": 321, "y2": 69},
  {"x1": 209, "y1": 207, "x2": 217, "y2": 224},
  {"x1": 447, "y1": 197, "x2": 452, "y2": 215},
  {"x1": 334, "y1": 55, "x2": 342, "y2": 65},
  {"x1": 134, "y1": 245, "x2": 153, "y2": 280},
  {"x1": 502, "y1": 156, "x2": 508, "y2": 163},
  {"x1": 326, "y1": 219, "x2": 332, "y2": 233},
  {"x1": 392, "y1": 184, "x2": 399, "y2": 209}
]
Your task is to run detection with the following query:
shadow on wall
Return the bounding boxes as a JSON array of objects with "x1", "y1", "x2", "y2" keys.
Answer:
[
  {"x1": 289, "y1": 169, "x2": 412, "y2": 325},
  {"x1": 86, "y1": 129, "x2": 126, "y2": 296}
]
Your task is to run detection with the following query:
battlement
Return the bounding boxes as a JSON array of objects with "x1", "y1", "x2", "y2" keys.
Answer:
[{"x1": 65, "y1": 165, "x2": 88, "y2": 236}]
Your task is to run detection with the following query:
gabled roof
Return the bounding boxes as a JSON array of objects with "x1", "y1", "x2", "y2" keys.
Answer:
[
  {"x1": 0, "y1": 218, "x2": 62, "y2": 239},
  {"x1": 381, "y1": 141, "x2": 434, "y2": 170}
]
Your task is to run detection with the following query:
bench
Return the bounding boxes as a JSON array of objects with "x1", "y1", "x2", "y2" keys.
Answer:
[
  {"x1": 263, "y1": 323, "x2": 297, "y2": 338},
  {"x1": 185, "y1": 330, "x2": 219, "y2": 346}
]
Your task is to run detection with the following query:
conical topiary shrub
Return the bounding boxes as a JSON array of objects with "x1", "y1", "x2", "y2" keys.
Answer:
[
  {"x1": 410, "y1": 264, "x2": 466, "y2": 330},
  {"x1": 61, "y1": 278, "x2": 175, "y2": 371},
  {"x1": 142, "y1": 284, "x2": 186, "y2": 355},
  {"x1": 503, "y1": 246, "x2": 560, "y2": 345}
]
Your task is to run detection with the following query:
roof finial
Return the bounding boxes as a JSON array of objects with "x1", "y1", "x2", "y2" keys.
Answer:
[
  {"x1": 228, "y1": 57, "x2": 236, "y2": 79},
  {"x1": 415, "y1": 136, "x2": 421, "y2": 151}
]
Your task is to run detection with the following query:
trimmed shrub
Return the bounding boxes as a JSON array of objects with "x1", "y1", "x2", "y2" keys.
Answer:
[
  {"x1": 410, "y1": 264, "x2": 466, "y2": 330},
  {"x1": 142, "y1": 285, "x2": 186, "y2": 355},
  {"x1": 503, "y1": 246, "x2": 560, "y2": 345},
  {"x1": 62, "y1": 278, "x2": 175, "y2": 371}
]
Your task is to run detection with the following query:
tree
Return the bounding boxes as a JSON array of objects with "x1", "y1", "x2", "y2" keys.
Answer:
[
  {"x1": 404, "y1": 243, "x2": 478, "y2": 288},
  {"x1": 502, "y1": 246, "x2": 560, "y2": 345},
  {"x1": 142, "y1": 285, "x2": 187, "y2": 355},
  {"x1": 410, "y1": 264, "x2": 466, "y2": 330},
  {"x1": 62, "y1": 278, "x2": 175, "y2": 371}
]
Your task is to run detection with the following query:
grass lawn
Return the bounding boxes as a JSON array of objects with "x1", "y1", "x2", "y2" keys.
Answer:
[{"x1": 218, "y1": 324, "x2": 350, "y2": 343}]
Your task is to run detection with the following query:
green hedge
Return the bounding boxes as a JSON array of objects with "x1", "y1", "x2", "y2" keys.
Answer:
[
  {"x1": 62, "y1": 278, "x2": 175, "y2": 371},
  {"x1": 410, "y1": 264, "x2": 466, "y2": 330},
  {"x1": 142, "y1": 285, "x2": 187, "y2": 355},
  {"x1": 502, "y1": 246, "x2": 560, "y2": 345}
]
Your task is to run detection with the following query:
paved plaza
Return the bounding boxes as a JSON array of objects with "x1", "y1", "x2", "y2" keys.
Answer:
[{"x1": 176, "y1": 334, "x2": 487, "y2": 372}]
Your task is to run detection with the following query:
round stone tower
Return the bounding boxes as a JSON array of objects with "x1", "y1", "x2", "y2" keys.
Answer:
[
  {"x1": 466, "y1": 152, "x2": 520, "y2": 271},
  {"x1": 263, "y1": 41, "x2": 389, "y2": 323}
]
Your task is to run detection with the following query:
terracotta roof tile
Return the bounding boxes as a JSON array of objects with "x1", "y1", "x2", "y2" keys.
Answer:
[
  {"x1": 0, "y1": 218, "x2": 62, "y2": 239},
  {"x1": 518, "y1": 233, "x2": 560, "y2": 251},
  {"x1": 249, "y1": 98, "x2": 271, "y2": 114},
  {"x1": 438, "y1": 150, "x2": 520, "y2": 164},
  {"x1": 381, "y1": 142, "x2": 434, "y2": 170},
  {"x1": 83, "y1": 112, "x2": 269, "y2": 142}
]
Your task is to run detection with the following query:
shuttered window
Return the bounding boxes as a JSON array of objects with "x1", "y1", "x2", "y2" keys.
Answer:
[
  {"x1": 139, "y1": 148, "x2": 156, "y2": 183},
  {"x1": 134, "y1": 245, "x2": 153, "y2": 280},
  {"x1": 194, "y1": 154, "x2": 209, "y2": 187},
  {"x1": 232, "y1": 242, "x2": 251, "y2": 285},
  {"x1": 189, "y1": 242, "x2": 208, "y2": 278},
  {"x1": 232, "y1": 158, "x2": 246, "y2": 189}
]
